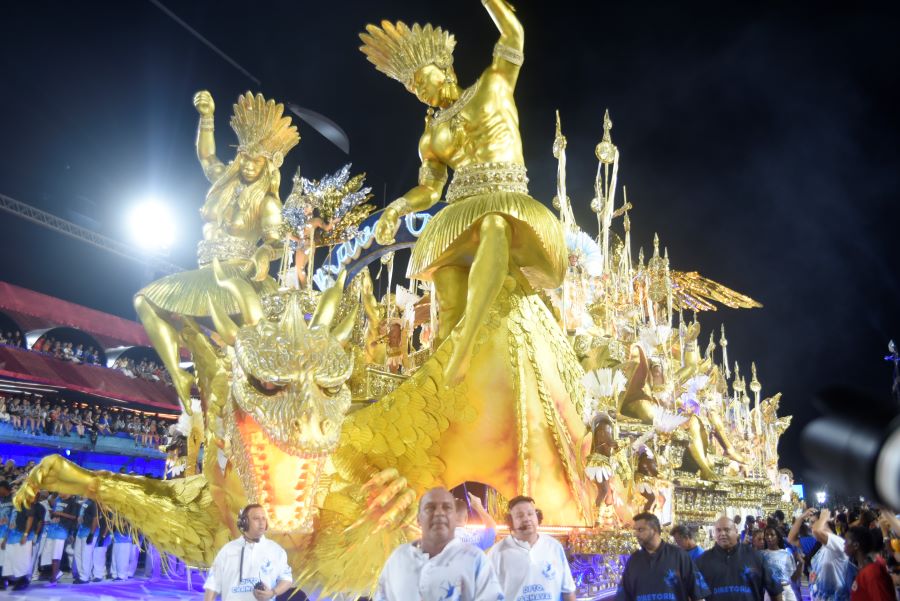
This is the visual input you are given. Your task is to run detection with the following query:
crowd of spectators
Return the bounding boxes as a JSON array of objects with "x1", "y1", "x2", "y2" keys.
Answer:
[
  {"x1": 111, "y1": 357, "x2": 174, "y2": 387},
  {"x1": 0, "y1": 331, "x2": 23, "y2": 348},
  {"x1": 0, "y1": 394, "x2": 176, "y2": 449},
  {"x1": 0, "y1": 330, "x2": 177, "y2": 390},
  {"x1": 665, "y1": 505, "x2": 900, "y2": 601}
]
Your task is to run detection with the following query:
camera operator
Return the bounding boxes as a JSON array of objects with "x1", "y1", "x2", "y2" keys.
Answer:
[{"x1": 203, "y1": 504, "x2": 293, "y2": 601}]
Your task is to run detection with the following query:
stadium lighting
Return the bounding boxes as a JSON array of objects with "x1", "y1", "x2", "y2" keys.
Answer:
[{"x1": 128, "y1": 199, "x2": 176, "y2": 252}]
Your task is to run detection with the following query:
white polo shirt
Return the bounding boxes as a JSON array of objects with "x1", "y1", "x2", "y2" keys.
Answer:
[
  {"x1": 374, "y1": 537, "x2": 504, "y2": 601},
  {"x1": 204, "y1": 535, "x2": 292, "y2": 601},
  {"x1": 489, "y1": 533, "x2": 575, "y2": 601}
]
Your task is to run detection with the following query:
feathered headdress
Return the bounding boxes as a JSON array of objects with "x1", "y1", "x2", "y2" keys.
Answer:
[
  {"x1": 230, "y1": 92, "x2": 300, "y2": 167},
  {"x1": 359, "y1": 21, "x2": 456, "y2": 90}
]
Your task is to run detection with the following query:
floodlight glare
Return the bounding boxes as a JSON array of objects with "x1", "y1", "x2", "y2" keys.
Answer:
[{"x1": 129, "y1": 200, "x2": 175, "y2": 252}]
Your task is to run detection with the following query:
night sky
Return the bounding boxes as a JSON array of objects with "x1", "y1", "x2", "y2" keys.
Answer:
[{"x1": 2, "y1": 1, "x2": 899, "y2": 494}]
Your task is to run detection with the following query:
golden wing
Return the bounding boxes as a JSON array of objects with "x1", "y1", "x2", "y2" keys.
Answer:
[{"x1": 670, "y1": 270, "x2": 763, "y2": 312}]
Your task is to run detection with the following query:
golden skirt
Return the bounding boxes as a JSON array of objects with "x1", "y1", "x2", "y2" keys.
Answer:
[
  {"x1": 137, "y1": 261, "x2": 277, "y2": 317},
  {"x1": 407, "y1": 191, "x2": 566, "y2": 290}
]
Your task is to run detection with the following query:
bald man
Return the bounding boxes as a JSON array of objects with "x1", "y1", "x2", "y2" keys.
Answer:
[
  {"x1": 374, "y1": 487, "x2": 503, "y2": 601},
  {"x1": 695, "y1": 517, "x2": 783, "y2": 601}
]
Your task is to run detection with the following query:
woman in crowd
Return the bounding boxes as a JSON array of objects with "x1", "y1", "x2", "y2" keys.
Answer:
[
  {"x1": 0, "y1": 397, "x2": 9, "y2": 423},
  {"x1": 751, "y1": 529, "x2": 766, "y2": 551},
  {"x1": 71, "y1": 409, "x2": 84, "y2": 437},
  {"x1": 762, "y1": 526, "x2": 800, "y2": 601}
]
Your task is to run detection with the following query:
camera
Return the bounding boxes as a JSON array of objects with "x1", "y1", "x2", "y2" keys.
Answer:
[{"x1": 802, "y1": 386, "x2": 900, "y2": 510}]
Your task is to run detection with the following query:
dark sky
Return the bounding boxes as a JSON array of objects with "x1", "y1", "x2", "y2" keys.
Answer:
[{"x1": 1, "y1": 1, "x2": 899, "y2": 491}]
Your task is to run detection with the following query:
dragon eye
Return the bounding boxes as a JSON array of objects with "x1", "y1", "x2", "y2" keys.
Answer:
[{"x1": 320, "y1": 384, "x2": 342, "y2": 397}]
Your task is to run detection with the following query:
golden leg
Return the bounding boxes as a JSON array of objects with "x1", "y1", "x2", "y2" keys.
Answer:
[
  {"x1": 708, "y1": 411, "x2": 750, "y2": 464},
  {"x1": 432, "y1": 265, "x2": 468, "y2": 347},
  {"x1": 686, "y1": 415, "x2": 718, "y2": 480},
  {"x1": 442, "y1": 215, "x2": 511, "y2": 386},
  {"x1": 620, "y1": 398, "x2": 657, "y2": 424},
  {"x1": 134, "y1": 294, "x2": 195, "y2": 405}
]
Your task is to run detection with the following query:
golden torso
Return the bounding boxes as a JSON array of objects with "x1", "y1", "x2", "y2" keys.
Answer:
[
  {"x1": 200, "y1": 177, "x2": 270, "y2": 242},
  {"x1": 424, "y1": 72, "x2": 523, "y2": 168}
]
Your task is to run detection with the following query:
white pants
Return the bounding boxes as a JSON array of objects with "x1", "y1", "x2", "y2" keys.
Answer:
[
  {"x1": 40, "y1": 538, "x2": 65, "y2": 565},
  {"x1": 781, "y1": 582, "x2": 798, "y2": 601},
  {"x1": 128, "y1": 542, "x2": 139, "y2": 577},
  {"x1": 73, "y1": 536, "x2": 95, "y2": 580},
  {"x1": 6, "y1": 541, "x2": 33, "y2": 579},
  {"x1": 32, "y1": 532, "x2": 46, "y2": 573},
  {"x1": 111, "y1": 541, "x2": 133, "y2": 579},
  {"x1": 92, "y1": 543, "x2": 109, "y2": 580}
]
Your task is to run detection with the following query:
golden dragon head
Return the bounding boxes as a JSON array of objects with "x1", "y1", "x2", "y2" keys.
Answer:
[{"x1": 208, "y1": 261, "x2": 355, "y2": 533}]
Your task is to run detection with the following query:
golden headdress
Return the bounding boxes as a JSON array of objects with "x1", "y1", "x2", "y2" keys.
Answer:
[
  {"x1": 230, "y1": 92, "x2": 300, "y2": 167},
  {"x1": 359, "y1": 21, "x2": 456, "y2": 90}
]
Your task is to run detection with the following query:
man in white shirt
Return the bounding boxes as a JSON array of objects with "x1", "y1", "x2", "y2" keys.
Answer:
[
  {"x1": 808, "y1": 508, "x2": 855, "y2": 601},
  {"x1": 489, "y1": 495, "x2": 576, "y2": 601},
  {"x1": 203, "y1": 504, "x2": 293, "y2": 601},
  {"x1": 375, "y1": 487, "x2": 504, "y2": 601}
]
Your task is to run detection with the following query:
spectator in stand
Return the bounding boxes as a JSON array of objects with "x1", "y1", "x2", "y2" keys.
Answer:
[
  {"x1": 9, "y1": 399, "x2": 22, "y2": 430},
  {"x1": 113, "y1": 412, "x2": 126, "y2": 433},
  {"x1": 0, "y1": 398, "x2": 9, "y2": 424},
  {"x1": 74, "y1": 344, "x2": 85, "y2": 363},
  {"x1": 12, "y1": 333, "x2": 22, "y2": 348},
  {"x1": 72, "y1": 410, "x2": 85, "y2": 438},
  {"x1": 83, "y1": 410, "x2": 94, "y2": 434},
  {"x1": 0, "y1": 332, "x2": 9, "y2": 344},
  {"x1": 97, "y1": 411, "x2": 112, "y2": 436},
  {"x1": 21, "y1": 400, "x2": 34, "y2": 435},
  {"x1": 51, "y1": 341, "x2": 62, "y2": 359}
]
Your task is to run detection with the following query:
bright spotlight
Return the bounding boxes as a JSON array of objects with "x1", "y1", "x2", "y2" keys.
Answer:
[
  {"x1": 129, "y1": 200, "x2": 175, "y2": 252},
  {"x1": 816, "y1": 491, "x2": 827, "y2": 504}
]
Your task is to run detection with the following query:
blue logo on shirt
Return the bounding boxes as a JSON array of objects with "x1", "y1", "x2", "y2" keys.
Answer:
[
  {"x1": 664, "y1": 569, "x2": 679, "y2": 589},
  {"x1": 542, "y1": 561, "x2": 557, "y2": 581}
]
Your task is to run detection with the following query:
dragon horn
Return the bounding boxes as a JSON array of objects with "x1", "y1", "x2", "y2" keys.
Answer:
[
  {"x1": 331, "y1": 305, "x2": 357, "y2": 347},
  {"x1": 311, "y1": 270, "x2": 348, "y2": 329},
  {"x1": 212, "y1": 258, "x2": 263, "y2": 326},
  {"x1": 207, "y1": 292, "x2": 239, "y2": 346}
]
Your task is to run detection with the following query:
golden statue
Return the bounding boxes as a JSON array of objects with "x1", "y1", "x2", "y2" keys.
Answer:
[
  {"x1": 361, "y1": 0, "x2": 567, "y2": 385},
  {"x1": 134, "y1": 91, "x2": 299, "y2": 403}
]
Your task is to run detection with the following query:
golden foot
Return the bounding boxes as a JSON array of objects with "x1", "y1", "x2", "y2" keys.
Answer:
[
  {"x1": 173, "y1": 370, "x2": 195, "y2": 408},
  {"x1": 442, "y1": 339, "x2": 472, "y2": 388}
]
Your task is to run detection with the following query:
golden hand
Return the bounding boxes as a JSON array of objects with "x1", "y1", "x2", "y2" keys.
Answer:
[
  {"x1": 374, "y1": 205, "x2": 402, "y2": 246},
  {"x1": 345, "y1": 468, "x2": 416, "y2": 534},
  {"x1": 193, "y1": 90, "x2": 215, "y2": 116},
  {"x1": 244, "y1": 246, "x2": 274, "y2": 282}
]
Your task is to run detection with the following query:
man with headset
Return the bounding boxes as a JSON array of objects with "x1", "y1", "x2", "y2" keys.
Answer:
[
  {"x1": 489, "y1": 495, "x2": 577, "y2": 601},
  {"x1": 204, "y1": 504, "x2": 293, "y2": 601}
]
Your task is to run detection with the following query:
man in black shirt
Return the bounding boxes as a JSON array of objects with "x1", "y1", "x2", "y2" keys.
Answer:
[
  {"x1": 617, "y1": 512, "x2": 711, "y2": 601},
  {"x1": 695, "y1": 517, "x2": 783, "y2": 601}
]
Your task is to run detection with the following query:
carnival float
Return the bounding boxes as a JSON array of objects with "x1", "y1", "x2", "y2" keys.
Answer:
[{"x1": 14, "y1": 1, "x2": 799, "y2": 598}]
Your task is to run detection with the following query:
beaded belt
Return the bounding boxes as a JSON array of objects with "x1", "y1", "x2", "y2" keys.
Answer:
[
  {"x1": 445, "y1": 162, "x2": 529, "y2": 203},
  {"x1": 197, "y1": 237, "x2": 256, "y2": 266}
]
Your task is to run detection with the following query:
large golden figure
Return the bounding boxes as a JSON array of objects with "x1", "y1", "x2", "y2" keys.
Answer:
[
  {"x1": 134, "y1": 91, "x2": 299, "y2": 403},
  {"x1": 362, "y1": 0, "x2": 566, "y2": 385}
]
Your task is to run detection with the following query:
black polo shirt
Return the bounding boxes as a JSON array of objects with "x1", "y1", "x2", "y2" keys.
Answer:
[
  {"x1": 617, "y1": 541, "x2": 711, "y2": 601},
  {"x1": 695, "y1": 543, "x2": 782, "y2": 601}
]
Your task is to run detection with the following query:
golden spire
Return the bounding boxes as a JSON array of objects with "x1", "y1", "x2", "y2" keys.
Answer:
[
  {"x1": 359, "y1": 21, "x2": 456, "y2": 89},
  {"x1": 595, "y1": 109, "x2": 617, "y2": 164}
]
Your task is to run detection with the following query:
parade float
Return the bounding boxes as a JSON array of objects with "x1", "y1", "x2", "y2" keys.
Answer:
[{"x1": 14, "y1": 1, "x2": 795, "y2": 598}]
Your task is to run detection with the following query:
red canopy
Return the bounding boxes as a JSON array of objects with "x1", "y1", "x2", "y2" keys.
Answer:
[
  {"x1": 0, "y1": 281, "x2": 149, "y2": 347},
  {"x1": 0, "y1": 344, "x2": 178, "y2": 410}
]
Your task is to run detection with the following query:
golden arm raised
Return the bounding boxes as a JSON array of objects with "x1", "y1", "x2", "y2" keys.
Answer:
[
  {"x1": 193, "y1": 90, "x2": 226, "y2": 182},
  {"x1": 14, "y1": 454, "x2": 222, "y2": 566}
]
